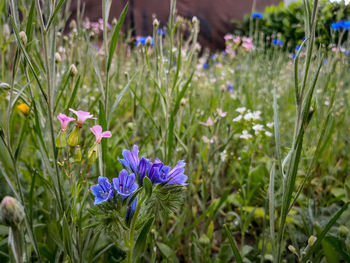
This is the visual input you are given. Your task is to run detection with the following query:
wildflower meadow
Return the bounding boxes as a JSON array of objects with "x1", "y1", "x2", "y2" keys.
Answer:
[{"x1": 0, "y1": 0, "x2": 350, "y2": 262}]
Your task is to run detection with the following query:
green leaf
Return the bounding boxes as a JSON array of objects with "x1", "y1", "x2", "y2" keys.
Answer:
[
  {"x1": 157, "y1": 242, "x2": 179, "y2": 263},
  {"x1": 107, "y1": 3, "x2": 128, "y2": 72},
  {"x1": 45, "y1": 0, "x2": 66, "y2": 31},
  {"x1": 133, "y1": 216, "x2": 154, "y2": 259},
  {"x1": 224, "y1": 224, "x2": 243, "y2": 263},
  {"x1": 143, "y1": 176, "x2": 152, "y2": 197}
]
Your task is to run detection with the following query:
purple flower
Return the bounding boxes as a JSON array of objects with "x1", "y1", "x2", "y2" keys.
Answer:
[
  {"x1": 148, "y1": 158, "x2": 170, "y2": 184},
  {"x1": 113, "y1": 169, "x2": 138, "y2": 199},
  {"x1": 126, "y1": 197, "x2": 138, "y2": 222},
  {"x1": 118, "y1": 145, "x2": 139, "y2": 175},
  {"x1": 57, "y1": 113, "x2": 75, "y2": 131},
  {"x1": 166, "y1": 160, "x2": 188, "y2": 185},
  {"x1": 252, "y1": 13, "x2": 263, "y2": 19},
  {"x1": 139, "y1": 157, "x2": 151, "y2": 183},
  {"x1": 90, "y1": 125, "x2": 112, "y2": 144},
  {"x1": 90, "y1": 177, "x2": 114, "y2": 205}
]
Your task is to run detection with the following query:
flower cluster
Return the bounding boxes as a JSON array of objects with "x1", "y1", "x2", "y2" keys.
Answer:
[
  {"x1": 90, "y1": 145, "x2": 187, "y2": 217},
  {"x1": 331, "y1": 20, "x2": 350, "y2": 30},
  {"x1": 55, "y1": 109, "x2": 111, "y2": 164},
  {"x1": 83, "y1": 18, "x2": 112, "y2": 35},
  {"x1": 136, "y1": 36, "x2": 154, "y2": 47},
  {"x1": 232, "y1": 107, "x2": 273, "y2": 139},
  {"x1": 224, "y1": 35, "x2": 254, "y2": 57}
]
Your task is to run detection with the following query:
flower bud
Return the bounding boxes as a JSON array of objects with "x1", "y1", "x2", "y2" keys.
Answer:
[
  {"x1": 4, "y1": 24, "x2": 10, "y2": 41},
  {"x1": 55, "y1": 52, "x2": 62, "y2": 63},
  {"x1": 69, "y1": 64, "x2": 78, "y2": 76},
  {"x1": 88, "y1": 143, "x2": 99, "y2": 165},
  {"x1": 192, "y1": 16, "x2": 199, "y2": 26},
  {"x1": 19, "y1": 31, "x2": 27, "y2": 46},
  {"x1": 67, "y1": 126, "x2": 81, "y2": 147},
  {"x1": 288, "y1": 245, "x2": 296, "y2": 254},
  {"x1": 0, "y1": 197, "x2": 25, "y2": 227},
  {"x1": 153, "y1": 18, "x2": 159, "y2": 29},
  {"x1": 112, "y1": 18, "x2": 118, "y2": 25},
  {"x1": 55, "y1": 130, "x2": 67, "y2": 148},
  {"x1": 74, "y1": 145, "x2": 82, "y2": 162},
  {"x1": 145, "y1": 36, "x2": 153, "y2": 47},
  {"x1": 69, "y1": 20, "x2": 77, "y2": 29},
  {"x1": 308, "y1": 235, "x2": 317, "y2": 247}
]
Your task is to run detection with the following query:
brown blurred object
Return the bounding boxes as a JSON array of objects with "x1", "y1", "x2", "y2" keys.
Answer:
[{"x1": 70, "y1": 0, "x2": 281, "y2": 50}]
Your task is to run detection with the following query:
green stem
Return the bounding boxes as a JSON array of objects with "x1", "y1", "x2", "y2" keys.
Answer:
[{"x1": 128, "y1": 195, "x2": 145, "y2": 263}]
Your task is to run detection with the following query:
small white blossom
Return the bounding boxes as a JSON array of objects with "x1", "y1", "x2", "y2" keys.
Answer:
[
  {"x1": 202, "y1": 136, "x2": 210, "y2": 143},
  {"x1": 240, "y1": 130, "x2": 253, "y2": 139},
  {"x1": 252, "y1": 111, "x2": 261, "y2": 120},
  {"x1": 253, "y1": 124, "x2": 264, "y2": 131},
  {"x1": 220, "y1": 150, "x2": 227, "y2": 162},
  {"x1": 244, "y1": 112, "x2": 254, "y2": 120},
  {"x1": 266, "y1": 122, "x2": 274, "y2": 128},
  {"x1": 265, "y1": 131, "x2": 273, "y2": 137},
  {"x1": 236, "y1": 107, "x2": 246, "y2": 114},
  {"x1": 233, "y1": 115, "x2": 242, "y2": 122}
]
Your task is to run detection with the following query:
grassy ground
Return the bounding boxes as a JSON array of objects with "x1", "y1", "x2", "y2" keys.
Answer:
[{"x1": 0, "y1": 0, "x2": 349, "y2": 262}]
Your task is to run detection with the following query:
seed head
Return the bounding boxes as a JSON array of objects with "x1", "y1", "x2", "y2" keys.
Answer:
[
  {"x1": 288, "y1": 245, "x2": 296, "y2": 254},
  {"x1": 19, "y1": 31, "x2": 27, "y2": 46},
  {"x1": 55, "y1": 52, "x2": 62, "y2": 63},
  {"x1": 308, "y1": 235, "x2": 317, "y2": 247},
  {"x1": 0, "y1": 196, "x2": 25, "y2": 227},
  {"x1": 70, "y1": 64, "x2": 78, "y2": 76},
  {"x1": 153, "y1": 18, "x2": 159, "y2": 29}
]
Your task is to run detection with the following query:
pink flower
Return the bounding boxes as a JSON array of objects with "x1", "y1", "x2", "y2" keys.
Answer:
[
  {"x1": 90, "y1": 125, "x2": 112, "y2": 143},
  {"x1": 233, "y1": 36, "x2": 241, "y2": 43},
  {"x1": 69, "y1": 108, "x2": 96, "y2": 126},
  {"x1": 199, "y1": 117, "x2": 214, "y2": 126},
  {"x1": 242, "y1": 42, "x2": 253, "y2": 51},
  {"x1": 57, "y1": 113, "x2": 75, "y2": 131},
  {"x1": 224, "y1": 34, "x2": 233, "y2": 41}
]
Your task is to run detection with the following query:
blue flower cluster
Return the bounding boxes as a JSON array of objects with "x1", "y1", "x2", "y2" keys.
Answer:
[
  {"x1": 331, "y1": 21, "x2": 350, "y2": 30},
  {"x1": 272, "y1": 38, "x2": 283, "y2": 46},
  {"x1": 91, "y1": 145, "x2": 187, "y2": 206},
  {"x1": 252, "y1": 12, "x2": 263, "y2": 19},
  {"x1": 157, "y1": 29, "x2": 166, "y2": 36}
]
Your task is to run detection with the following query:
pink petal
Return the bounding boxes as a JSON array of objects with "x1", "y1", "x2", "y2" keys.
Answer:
[
  {"x1": 101, "y1": 131, "x2": 112, "y2": 138},
  {"x1": 90, "y1": 125, "x2": 102, "y2": 138}
]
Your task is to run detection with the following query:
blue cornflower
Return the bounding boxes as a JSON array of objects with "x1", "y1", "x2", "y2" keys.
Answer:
[
  {"x1": 113, "y1": 169, "x2": 138, "y2": 199},
  {"x1": 227, "y1": 84, "x2": 234, "y2": 92},
  {"x1": 331, "y1": 21, "x2": 350, "y2": 30},
  {"x1": 295, "y1": 45, "x2": 301, "y2": 51},
  {"x1": 252, "y1": 12, "x2": 263, "y2": 19},
  {"x1": 272, "y1": 38, "x2": 283, "y2": 46},
  {"x1": 90, "y1": 177, "x2": 114, "y2": 205},
  {"x1": 118, "y1": 145, "x2": 139, "y2": 175},
  {"x1": 136, "y1": 36, "x2": 154, "y2": 46},
  {"x1": 157, "y1": 29, "x2": 166, "y2": 36},
  {"x1": 292, "y1": 53, "x2": 296, "y2": 59},
  {"x1": 203, "y1": 63, "x2": 209, "y2": 69},
  {"x1": 166, "y1": 160, "x2": 188, "y2": 185}
]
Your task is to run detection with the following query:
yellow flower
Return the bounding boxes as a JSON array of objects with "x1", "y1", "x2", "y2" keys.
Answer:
[{"x1": 17, "y1": 103, "x2": 30, "y2": 115}]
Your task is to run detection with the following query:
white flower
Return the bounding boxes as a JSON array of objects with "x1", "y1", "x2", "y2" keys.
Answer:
[
  {"x1": 251, "y1": 111, "x2": 261, "y2": 120},
  {"x1": 240, "y1": 130, "x2": 253, "y2": 139},
  {"x1": 217, "y1": 108, "x2": 227, "y2": 118},
  {"x1": 233, "y1": 115, "x2": 242, "y2": 122},
  {"x1": 244, "y1": 112, "x2": 254, "y2": 120},
  {"x1": 200, "y1": 117, "x2": 214, "y2": 126},
  {"x1": 236, "y1": 107, "x2": 246, "y2": 114},
  {"x1": 265, "y1": 131, "x2": 273, "y2": 137},
  {"x1": 266, "y1": 122, "x2": 274, "y2": 128},
  {"x1": 252, "y1": 124, "x2": 264, "y2": 131},
  {"x1": 220, "y1": 150, "x2": 227, "y2": 162}
]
